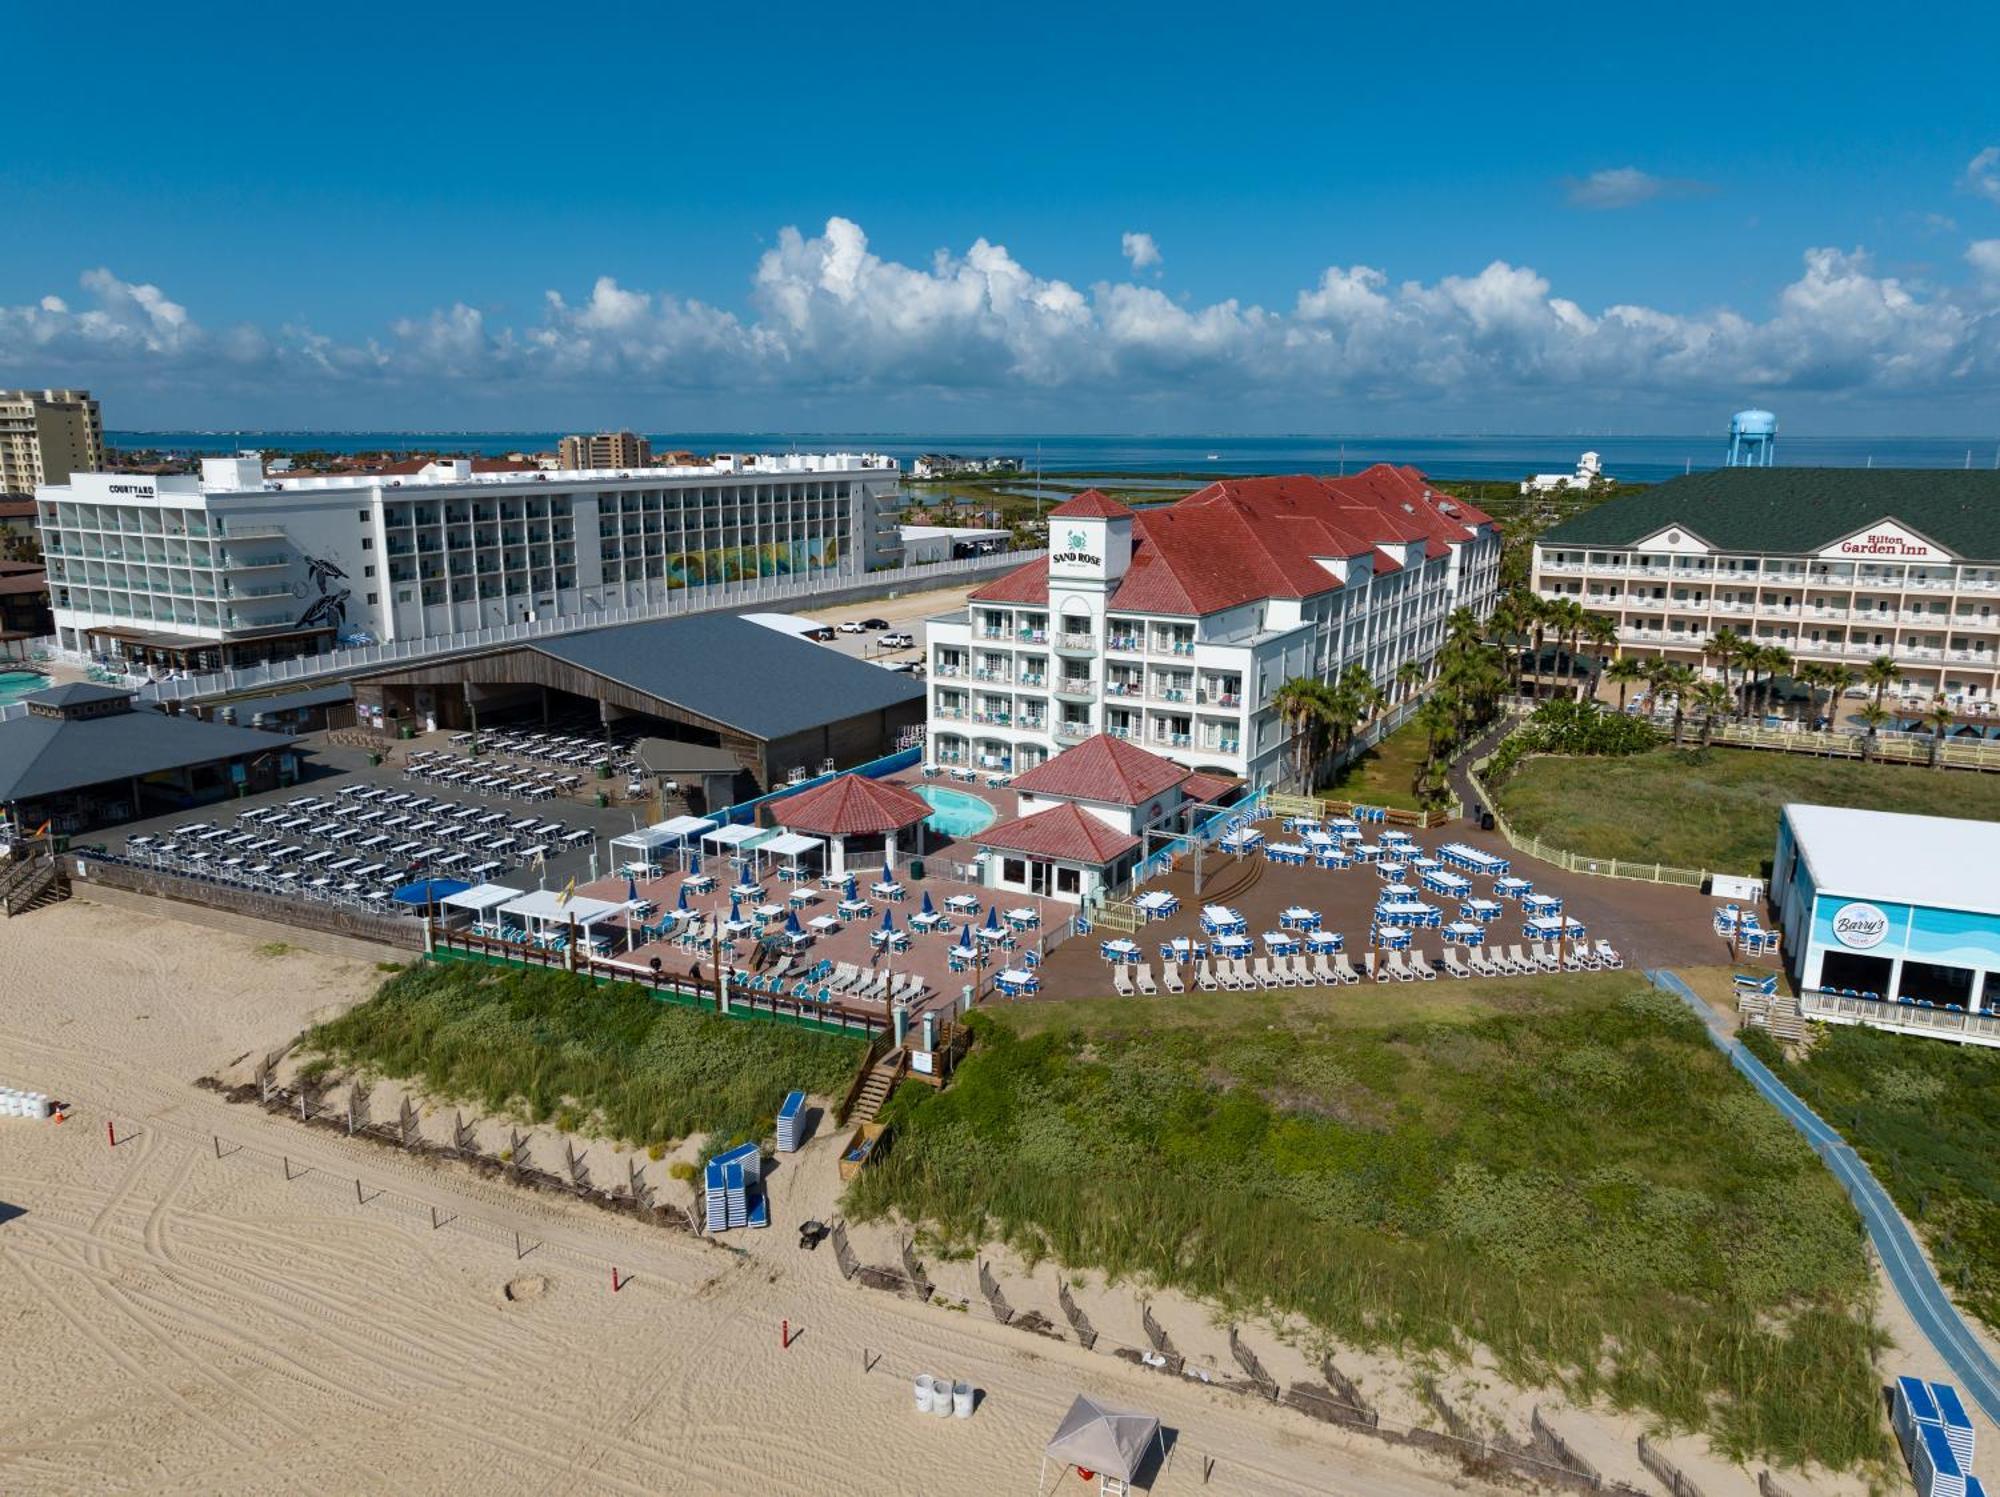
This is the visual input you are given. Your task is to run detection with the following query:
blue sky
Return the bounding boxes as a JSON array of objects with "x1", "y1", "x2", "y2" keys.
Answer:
[{"x1": 7, "y1": 0, "x2": 2000, "y2": 433}]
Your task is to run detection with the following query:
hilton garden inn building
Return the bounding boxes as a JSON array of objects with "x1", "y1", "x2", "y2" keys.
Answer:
[
  {"x1": 37, "y1": 452, "x2": 902, "y2": 671},
  {"x1": 924, "y1": 469, "x2": 1501, "y2": 790},
  {"x1": 1533, "y1": 468, "x2": 2000, "y2": 709}
]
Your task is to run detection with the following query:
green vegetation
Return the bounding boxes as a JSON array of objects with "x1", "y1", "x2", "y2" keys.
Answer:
[
  {"x1": 1320, "y1": 716, "x2": 1432, "y2": 811},
  {"x1": 1763, "y1": 1025, "x2": 2000, "y2": 1332},
  {"x1": 1493, "y1": 744, "x2": 2000, "y2": 875},
  {"x1": 305, "y1": 960, "x2": 864, "y2": 1149},
  {"x1": 850, "y1": 978, "x2": 1883, "y2": 1469}
]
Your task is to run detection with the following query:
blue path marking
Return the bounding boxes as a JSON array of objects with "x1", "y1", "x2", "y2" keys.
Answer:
[{"x1": 1651, "y1": 969, "x2": 2000, "y2": 1425}]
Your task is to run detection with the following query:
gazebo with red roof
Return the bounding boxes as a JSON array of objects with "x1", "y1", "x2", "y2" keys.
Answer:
[{"x1": 765, "y1": 772, "x2": 933, "y2": 875}]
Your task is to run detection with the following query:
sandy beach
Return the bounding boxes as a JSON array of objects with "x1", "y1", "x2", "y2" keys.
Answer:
[{"x1": 0, "y1": 899, "x2": 1516, "y2": 1496}]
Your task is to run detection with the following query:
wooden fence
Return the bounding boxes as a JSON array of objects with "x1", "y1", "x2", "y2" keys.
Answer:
[
  {"x1": 69, "y1": 854, "x2": 427, "y2": 947},
  {"x1": 1464, "y1": 748, "x2": 1710, "y2": 888}
]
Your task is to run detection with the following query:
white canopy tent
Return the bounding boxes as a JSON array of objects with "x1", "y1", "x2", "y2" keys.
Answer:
[
  {"x1": 1037, "y1": 1396, "x2": 1166, "y2": 1495},
  {"x1": 439, "y1": 883, "x2": 524, "y2": 925},
  {"x1": 498, "y1": 889, "x2": 626, "y2": 934},
  {"x1": 653, "y1": 813, "x2": 714, "y2": 841},
  {"x1": 610, "y1": 824, "x2": 690, "y2": 868},
  {"x1": 757, "y1": 830, "x2": 825, "y2": 873},
  {"x1": 701, "y1": 823, "x2": 773, "y2": 862}
]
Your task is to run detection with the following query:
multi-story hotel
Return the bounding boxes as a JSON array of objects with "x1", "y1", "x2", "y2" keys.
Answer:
[
  {"x1": 925, "y1": 467, "x2": 1501, "y2": 790},
  {"x1": 1, "y1": 388, "x2": 104, "y2": 491},
  {"x1": 1532, "y1": 468, "x2": 2000, "y2": 707},
  {"x1": 559, "y1": 431, "x2": 651, "y2": 470},
  {"x1": 38, "y1": 451, "x2": 902, "y2": 670}
]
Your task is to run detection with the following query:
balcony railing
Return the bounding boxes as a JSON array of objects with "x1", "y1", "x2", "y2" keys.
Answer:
[
  {"x1": 1018, "y1": 628, "x2": 1049, "y2": 644},
  {"x1": 1106, "y1": 634, "x2": 1143, "y2": 652},
  {"x1": 1053, "y1": 677, "x2": 1095, "y2": 700},
  {"x1": 1054, "y1": 721, "x2": 1091, "y2": 741},
  {"x1": 1056, "y1": 631, "x2": 1095, "y2": 652}
]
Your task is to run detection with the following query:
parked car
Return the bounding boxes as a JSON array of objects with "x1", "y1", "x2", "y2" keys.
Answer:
[
  {"x1": 861, "y1": 617, "x2": 891, "y2": 631},
  {"x1": 837, "y1": 620, "x2": 866, "y2": 634},
  {"x1": 879, "y1": 631, "x2": 915, "y2": 649}
]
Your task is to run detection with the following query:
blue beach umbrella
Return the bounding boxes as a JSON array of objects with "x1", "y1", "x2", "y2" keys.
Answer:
[
  {"x1": 919, "y1": 889, "x2": 936, "y2": 917},
  {"x1": 626, "y1": 873, "x2": 640, "y2": 903},
  {"x1": 844, "y1": 872, "x2": 858, "y2": 898},
  {"x1": 955, "y1": 923, "x2": 975, "y2": 953},
  {"x1": 881, "y1": 862, "x2": 894, "y2": 884},
  {"x1": 983, "y1": 903, "x2": 1002, "y2": 932},
  {"x1": 785, "y1": 908, "x2": 803, "y2": 935},
  {"x1": 676, "y1": 881, "x2": 691, "y2": 912},
  {"x1": 728, "y1": 894, "x2": 741, "y2": 923},
  {"x1": 687, "y1": 851, "x2": 701, "y2": 876},
  {"x1": 879, "y1": 906, "x2": 896, "y2": 933}
]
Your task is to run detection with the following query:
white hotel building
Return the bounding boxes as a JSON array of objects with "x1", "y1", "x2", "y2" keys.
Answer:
[
  {"x1": 925, "y1": 469, "x2": 1501, "y2": 790},
  {"x1": 1532, "y1": 468, "x2": 2000, "y2": 708},
  {"x1": 37, "y1": 452, "x2": 903, "y2": 670}
]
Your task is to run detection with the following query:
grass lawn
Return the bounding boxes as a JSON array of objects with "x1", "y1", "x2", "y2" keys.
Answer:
[
  {"x1": 1321, "y1": 717, "x2": 1433, "y2": 811},
  {"x1": 304, "y1": 959, "x2": 865, "y2": 1150},
  {"x1": 1494, "y1": 745, "x2": 2000, "y2": 875},
  {"x1": 850, "y1": 975, "x2": 1884, "y2": 1470},
  {"x1": 1748, "y1": 1023, "x2": 2000, "y2": 1333}
]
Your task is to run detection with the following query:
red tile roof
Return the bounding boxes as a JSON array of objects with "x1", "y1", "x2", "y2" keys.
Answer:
[
  {"x1": 969, "y1": 463, "x2": 1488, "y2": 617},
  {"x1": 1010, "y1": 733, "x2": 1188, "y2": 805},
  {"x1": 767, "y1": 773, "x2": 932, "y2": 837},
  {"x1": 1047, "y1": 488, "x2": 1136, "y2": 519},
  {"x1": 0, "y1": 498, "x2": 38, "y2": 518},
  {"x1": 975, "y1": 801, "x2": 1139, "y2": 864},
  {"x1": 1179, "y1": 772, "x2": 1237, "y2": 804}
]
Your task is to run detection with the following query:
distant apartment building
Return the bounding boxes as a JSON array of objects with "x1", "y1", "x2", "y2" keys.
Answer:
[
  {"x1": 1532, "y1": 468, "x2": 2000, "y2": 708},
  {"x1": 38, "y1": 451, "x2": 902, "y2": 671},
  {"x1": 0, "y1": 388, "x2": 104, "y2": 491},
  {"x1": 558, "y1": 431, "x2": 651, "y2": 470},
  {"x1": 925, "y1": 468, "x2": 1501, "y2": 790}
]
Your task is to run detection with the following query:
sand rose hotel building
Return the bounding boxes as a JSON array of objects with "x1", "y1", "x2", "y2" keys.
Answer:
[
  {"x1": 37, "y1": 452, "x2": 902, "y2": 671},
  {"x1": 924, "y1": 467, "x2": 1501, "y2": 790},
  {"x1": 1533, "y1": 468, "x2": 2000, "y2": 709}
]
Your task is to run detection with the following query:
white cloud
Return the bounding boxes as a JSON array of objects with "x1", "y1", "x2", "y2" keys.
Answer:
[
  {"x1": 4, "y1": 219, "x2": 2000, "y2": 420},
  {"x1": 1121, "y1": 231, "x2": 1162, "y2": 271},
  {"x1": 1962, "y1": 147, "x2": 2000, "y2": 206},
  {"x1": 1563, "y1": 167, "x2": 1711, "y2": 210}
]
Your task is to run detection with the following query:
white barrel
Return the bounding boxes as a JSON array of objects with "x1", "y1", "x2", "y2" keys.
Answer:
[
  {"x1": 952, "y1": 1381, "x2": 974, "y2": 1418},
  {"x1": 914, "y1": 1374, "x2": 934, "y2": 1413},
  {"x1": 931, "y1": 1375, "x2": 952, "y2": 1416},
  {"x1": 30, "y1": 1094, "x2": 51, "y2": 1118}
]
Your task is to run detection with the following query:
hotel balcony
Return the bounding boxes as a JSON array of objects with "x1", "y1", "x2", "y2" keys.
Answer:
[
  {"x1": 1054, "y1": 631, "x2": 1096, "y2": 655},
  {"x1": 1052, "y1": 676, "x2": 1096, "y2": 701},
  {"x1": 217, "y1": 523, "x2": 287, "y2": 540},
  {"x1": 1018, "y1": 627, "x2": 1050, "y2": 644},
  {"x1": 1106, "y1": 632, "x2": 1143, "y2": 653},
  {"x1": 1054, "y1": 720, "x2": 1092, "y2": 742},
  {"x1": 223, "y1": 554, "x2": 290, "y2": 570}
]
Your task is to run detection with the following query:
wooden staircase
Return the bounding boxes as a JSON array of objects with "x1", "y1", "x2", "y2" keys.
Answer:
[
  {"x1": 845, "y1": 1050, "x2": 906, "y2": 1126},
  {"x1": 0, "y1": 856, "x2": 69, "y2": 917},
  {"x1": 1739, "y1": 989, "x2": 1807, "y2": 1044}
]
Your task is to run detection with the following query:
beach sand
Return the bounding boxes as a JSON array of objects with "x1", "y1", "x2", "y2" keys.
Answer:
[
  {"x1": 0, "y1": 900, "x2": 1498, "y2": 1495},
  {"x1": 0, "y1": 898, "x2": 1920, "y2": 1495}
]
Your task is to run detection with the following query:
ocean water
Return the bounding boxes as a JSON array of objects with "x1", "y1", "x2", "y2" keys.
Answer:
[{"x1": 107, "y1": 430, "x2": 2000, "y2": 485}]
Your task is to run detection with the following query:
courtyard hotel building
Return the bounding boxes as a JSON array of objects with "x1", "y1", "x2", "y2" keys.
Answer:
[
  {"x1": 37, "y1": 451, "x2": 902, "y2": 670},
  {"x1": 924, "y1": 468, "x2": 1501, "y2": 790},
  {"x1": 1532, "y1": 468, "x2": 2000, "y2": 709}
]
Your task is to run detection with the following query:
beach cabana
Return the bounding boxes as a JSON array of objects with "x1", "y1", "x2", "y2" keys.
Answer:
[
  {"x1": 438, "y1": 881, "x2": 524, "y2": 930},
  {"x1": 756, "y1": 830, "x2": 825, "y2": 881},
  {"x1": 1038, "y1": 1395, "x2": 1166, "y2": 1496},
  {"x1": 700, "y1": 822, "x2": 771, "y2": 864},
  {"x1": 610, "y1": 819, "x2": 705, "y2": 874},
  {"x1": 498, "y1": 889, "x2": 626, "y2": 940},
  {"x1": 765, "y1": 772, "x2": 932, "y2": 876}
]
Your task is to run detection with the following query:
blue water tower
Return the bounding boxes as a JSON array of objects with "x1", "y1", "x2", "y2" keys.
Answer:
[{"x1": 1727, "y1": 408, "x2": 1777, "y2": 467}]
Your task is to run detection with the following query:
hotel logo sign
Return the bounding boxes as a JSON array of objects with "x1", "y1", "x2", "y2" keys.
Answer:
[
  {"x1": 1818, "y1": 521, "x2": 1945, "y2": 563},
  {"x1": 1830, "y1": 901, "x2": 1890, "y2": 950},
  {"x1": 1050, "y1": 528, "x2": 1103, "y2": 570}
]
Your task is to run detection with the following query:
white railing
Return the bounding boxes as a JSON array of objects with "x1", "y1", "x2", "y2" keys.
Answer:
[
  {"x1": 93, "y1": 549, "x2": 1045, "y2": 707},
  {"x1": 1801, "y1": 990, "x2": 2000, "y2": 1048}
]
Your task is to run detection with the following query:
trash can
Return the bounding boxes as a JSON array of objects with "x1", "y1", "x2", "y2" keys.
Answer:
[
  {"x1": 595, "y1": 791, "x2": 609, "y2": 809},
  {"x1": 907, "y1": 857, "x2": 925, "y2": 881},
  {"x1": 1480, "y1": 811, "x2": 1495, "y2": 831}
]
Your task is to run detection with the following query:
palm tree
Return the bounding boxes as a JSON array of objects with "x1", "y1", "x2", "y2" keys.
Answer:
[
  {"x1": 1857, "y1": 701, "x2": 1891, "y2": 762},
  {"x1": 1548, "y1": 598, "x2": 1586, "y2": 696},
  {"x1": 1486, "y1": 593, "x2": 1528, "y2": 698},
  {"x1": 1271, "y1": 677, "x2": 1332, "y2": 790},
  {"x1": 1755, "y1": 645, "x2": 1793, "y2": 719},
  {"x1": 1412, "y1": 694, "x2": 1456, "y2": 795},
  {"x1": 1703, "y1": 628, "x2": 1744, "y2": 706},
  {"x1": 1395, "y1": 658, "x2": 1423, "y2": 704},
  {"x1": 1649, "y1": 661, "x2": 1698, "y2": 746},
  {"x1": 1864, "y1": 654, "x2": 1902, "y2": 709},
  {"x1": 1605, "y1": 655, "x2": 1645, "y2": 711},
  {"x1": 1576, "y1": 612, "x2": 1617, "y2": 702},
  {"x1": 1924, "y1": 695, "x2": 1957, "y2": 768},
  {"x1": 1524, "y1": 594, "x2": 1552, "y2": 691},
  {"x1": 1446, "y1": 606, "x2": 1483, "y2": 654},
  {"x1": 1695, "y1": 680, "x2": 1732, "y2": 748}
]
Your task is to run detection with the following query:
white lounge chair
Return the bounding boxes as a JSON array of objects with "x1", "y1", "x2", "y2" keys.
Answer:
[
  {"x1": 1309, "y1": 952, "x2": 1336, "y2": 985},
  {"x1": 1467, "y1": 946, "x2": 1497, "y2": 976},
  {"x1": 1195, "y1": 957, "x2": 1220, "y2": 991},
  {"x1": 1507, "y1": 943, "x2": 1533, "y2": 974},
  {"x1": 1136, "y1": 964, "x2": 1158, "y2": 996},
  {"x1": 1595, "y1": 939, "x2": 1624, "y2": 969},
  {"x1": 1440, "y1": 948, "x2": 1471, "y2": 978},
  {"x1": 1333, "y1": 952, "x2": 1361, "y2": 985},
  {"x1": 1251, "y1": 956, "x2": 1280, "y2": 990},
  {"x1": 1226, "y1": 958, "x2": 1252, "y2": 991},
  {"x1": 1562, "y1": 944, "x2": 1592, "y2": 972},
  {"x1": 1389, "y1": 950, "x2": 1416, "y2": 982},
  {"x1": 1531, "y1": 942, "x2": 1560, "y2": 972},
  {"x1": 1409, "y1": 950, "x2": 1438, "y2": 981},
  {"x1": 1274, "y1": 953, "x2": 1303, "y2": 987},
  {"x1": 1162, "y1": 964, "x2": 1185, "y2": 994},
  {"x1": 1113, "y1": 965, "x2": 1136, "y2": 997}
]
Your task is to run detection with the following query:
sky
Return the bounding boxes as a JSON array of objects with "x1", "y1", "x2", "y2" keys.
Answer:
[{"x1": 7, "y1": 0, "x2": 2000, "y2": 435}]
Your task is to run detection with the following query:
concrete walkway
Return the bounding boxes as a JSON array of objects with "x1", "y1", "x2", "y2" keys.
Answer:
[{"x1": 1652, "y1": 968, "x2": 2000, "y2": 1424}]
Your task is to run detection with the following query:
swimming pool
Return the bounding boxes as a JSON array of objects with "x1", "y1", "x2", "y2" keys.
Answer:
[
  {"x1": 0, "y1": 669, "x2": 49, "y2": 705},
  {"x1": 916, "y1": 784, "x2": 998, "y2": 839}
]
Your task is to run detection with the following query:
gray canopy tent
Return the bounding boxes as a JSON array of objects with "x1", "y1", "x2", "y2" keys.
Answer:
[{"x1": 1038, "y1": 1395, "x2": 1166, "y2": 1495}]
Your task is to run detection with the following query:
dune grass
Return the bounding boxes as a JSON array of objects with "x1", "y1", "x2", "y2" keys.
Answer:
[
  {"x1": 849, "y1": 976, "x2": 1885, "y2": 1470},
  {"x1": 1494, "y1": 745, "x2": 2000, "y2": 875},
  {"x1": 304, "y1": 958, "x2": 864, "y2": 1149},
  {"x1": 1752, "y1": 1023, "x2": 2000, "y2": 1333}
]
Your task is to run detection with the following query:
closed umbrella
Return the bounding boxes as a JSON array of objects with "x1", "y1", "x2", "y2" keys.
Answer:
[
  {"x1": 955, "y1": 923, "x2": 975, "y2": 953},
  {"x1": 785, "y1": 908, "x2": 803, "y2": 935},
  {"x1": 844, "y1": 872, "x2": 858, "y2": 899},
  {"x1": 983, "y1": 903, "x2": 1002, "y2": 933},
  {"x1": 879, "y1": 906, "x2": 896, "y2": 933},
  {"x1": 625, "y1": 873, "x2": 640, "y2": 903},
  {"x1": 687, "y1": 851, "x2": 701, "y2": 876},
  {"x1": 919, "y1": 889, "x2": 936, "y2": 917},
  {"x1": 728, "y1": 894, "x2": 741, "y2": 923},
  {"x1": 676, "y1": 881, "x2": 690, "y2": 912}
]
